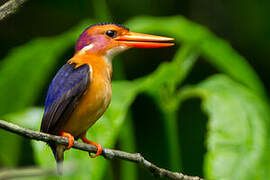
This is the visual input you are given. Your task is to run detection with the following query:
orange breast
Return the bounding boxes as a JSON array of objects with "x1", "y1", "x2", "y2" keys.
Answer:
[{"x1": 61, "y1": 54, "x2": 112, "y2": 137}]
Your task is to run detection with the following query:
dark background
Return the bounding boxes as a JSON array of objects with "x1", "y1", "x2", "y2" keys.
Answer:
[{"x1": 0, "y1": 0, "x2": 269, "y2": 179}]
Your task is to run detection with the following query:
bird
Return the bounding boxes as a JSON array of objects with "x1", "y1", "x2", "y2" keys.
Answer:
[{"x1": 40, "y1": 23, "x2": 174, "y2": 174}]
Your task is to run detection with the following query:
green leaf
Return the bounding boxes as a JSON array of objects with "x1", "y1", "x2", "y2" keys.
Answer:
[
  {"x1": 32, "y1": 81, "x2": 140, "y2": 180},
  {"x1": 178, "y1": 75, "x2": 269, "y2": 180},
  {"x1": 136, "y1": 45, "x2": 199, "y2": 170},
  {"x1": 139, "y1": 44, "x2": 199, "y2": 97},
  {"x1": 125, "y1": 16, "x2": 266, "y2": 97}
]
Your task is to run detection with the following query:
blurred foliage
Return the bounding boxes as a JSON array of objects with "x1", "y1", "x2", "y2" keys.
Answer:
[
  {"x1": 178, "y1": 75, "x2": 270, "y2": 179},
  {"x1": 0, "y1": 1, "x2": 270, "y2": 180}
]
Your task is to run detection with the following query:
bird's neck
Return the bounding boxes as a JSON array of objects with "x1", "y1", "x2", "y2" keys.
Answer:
[{"x1": 68, "y1": 52, "x2": 113, "y2": 81}]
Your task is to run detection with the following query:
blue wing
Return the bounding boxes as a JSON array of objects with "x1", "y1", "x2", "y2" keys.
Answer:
[{"x1": 40, "y1": 63, "x2": 90, "y2": 134}]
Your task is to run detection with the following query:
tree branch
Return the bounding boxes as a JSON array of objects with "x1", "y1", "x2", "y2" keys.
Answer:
[
  {"x1": 0, "y1": 120, "x2": 205, "y2": 180},
  {"x1": 0, "y1": 166, "x2": 57, "y2": 179},
  {"x1": 0, "y1": 0, "x2": 29, "y2": 21}
]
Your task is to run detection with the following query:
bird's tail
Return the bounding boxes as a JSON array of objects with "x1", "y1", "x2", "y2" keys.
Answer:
[{"x1": 49, "y1": 143, "x2": 65, "y2": 175}]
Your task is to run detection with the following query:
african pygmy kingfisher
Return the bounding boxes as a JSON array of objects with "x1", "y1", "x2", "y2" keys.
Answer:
[{"x1": 40, "y1": 23, "x2": 174, "y2": 173}]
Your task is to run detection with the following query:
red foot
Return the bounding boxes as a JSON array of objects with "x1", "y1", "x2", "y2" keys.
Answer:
[
  {"x1": 81, "y1": 135, "x2": 102, "y2": 158},
  {"x1": 59, "y1": 131, "x2": 74, "y2": 150}
]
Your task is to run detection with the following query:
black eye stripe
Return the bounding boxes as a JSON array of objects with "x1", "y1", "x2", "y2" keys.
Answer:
[{"x1": 106, "y1": 30, "x2": 117, "y2": 38}]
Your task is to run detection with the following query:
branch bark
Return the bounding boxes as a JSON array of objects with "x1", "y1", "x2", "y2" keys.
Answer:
[
  {"x1": 0, "y1": 120, "x2": 205, "y2": 180},
  {"x1": 0, "y1": 0, "x2": 29, "y2": 21}
]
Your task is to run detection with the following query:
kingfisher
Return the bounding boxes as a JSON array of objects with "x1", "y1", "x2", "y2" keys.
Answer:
[{"x1": 40, "y1": 23, "x2": 174, "y2": 173}]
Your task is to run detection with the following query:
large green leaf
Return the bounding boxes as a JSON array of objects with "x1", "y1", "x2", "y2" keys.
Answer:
[
  {"x1": 137, "y1": 45, "x2": 199, "y2": 170},
  {"x1": 125, "y1": 16, "x2": 266, "y2": 97},
  {"x1": 178, "y1": 75, "x2": 269, "y2": 180}
]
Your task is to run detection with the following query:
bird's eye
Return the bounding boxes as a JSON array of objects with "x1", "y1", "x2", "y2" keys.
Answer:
[{"x1": 106, "y1": 30, "x2": 117, "y2": 38}]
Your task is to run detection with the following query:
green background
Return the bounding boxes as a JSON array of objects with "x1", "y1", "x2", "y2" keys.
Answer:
[{"x1": 0, "y1": 0, "x2": 270, "y2": 179}]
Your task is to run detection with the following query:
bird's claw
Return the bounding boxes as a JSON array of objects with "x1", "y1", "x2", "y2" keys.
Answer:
[
  {"x1": 88, "y1": 142, "x2": 102, "y2": 158},
  {"x1": 59, "y1": 131, "x2": 74, "y2": 150},
  {"x1": 81, "y1": 136, "x2": 102, "y2": 158}
]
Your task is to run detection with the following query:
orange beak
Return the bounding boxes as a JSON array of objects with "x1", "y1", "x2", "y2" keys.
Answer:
[{"x1": 115, "y1": 32, "x2": 174, "y2": 48}]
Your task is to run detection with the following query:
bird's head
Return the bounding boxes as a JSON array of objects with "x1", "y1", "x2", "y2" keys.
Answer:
[{"x1": 75, "y1": 23, "x2": 174, "y2": 60}]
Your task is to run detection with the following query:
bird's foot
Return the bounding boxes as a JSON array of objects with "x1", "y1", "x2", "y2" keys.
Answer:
[
  {"x1": 59, "y1": 131, "x2": 74, "y2": 150},
  {"x1": 81, "y1": 136, "x2": 102, "y2": 158}
]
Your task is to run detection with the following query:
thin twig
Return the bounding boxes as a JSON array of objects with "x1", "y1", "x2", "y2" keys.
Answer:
[
  {"x1": 0, "y1": 0, "x2": 29, "y2": 21},
  {"x1": 0, "y1": 166, "x2": 56, "y2": 180},
  {"x1": 0, "y1": 120, "x2": 205, "y2": 180},
  {"x1": 0, "y1": 163, "x2": 76, "y2": 180}
]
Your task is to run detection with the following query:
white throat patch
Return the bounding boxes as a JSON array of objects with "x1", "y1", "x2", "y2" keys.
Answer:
[
  {"x1": 78, "y1": 44, "x2": 94, "y2": 55},
  {"x1": 78, "y1": 44, "x2": 128, "y2": 64},
  {"x1": 104, "y1": 45, "x2": 128, "y2": 63}
]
